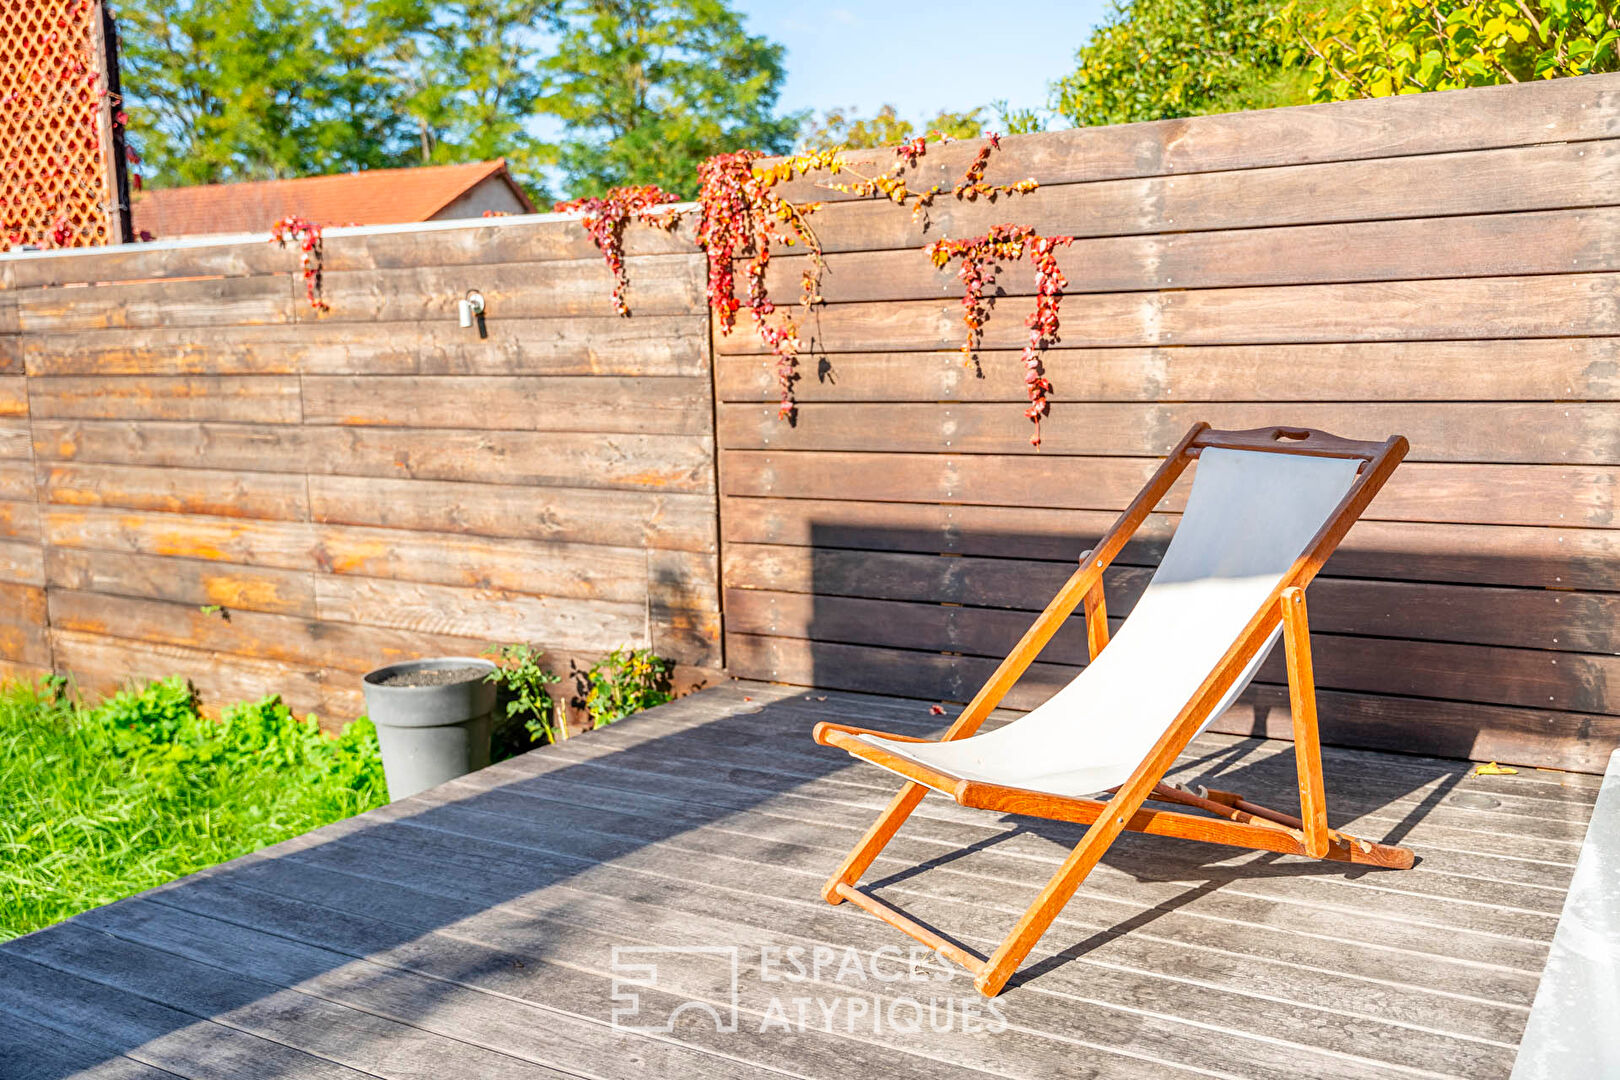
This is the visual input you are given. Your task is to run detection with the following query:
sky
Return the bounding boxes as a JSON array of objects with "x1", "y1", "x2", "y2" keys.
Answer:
[{"x1": 732, "y1": 0, "x2": 1114, "y2": 129}]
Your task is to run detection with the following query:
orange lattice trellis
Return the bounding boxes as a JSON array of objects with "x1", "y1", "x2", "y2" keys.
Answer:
[{"x1": 0, "y1": 0, "x2": 129, "y2": 250}]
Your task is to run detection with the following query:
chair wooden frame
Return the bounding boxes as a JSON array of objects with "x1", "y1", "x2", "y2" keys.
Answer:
[{"x1": 811, "y1": 423, "x2": 1414, "y2": 997}]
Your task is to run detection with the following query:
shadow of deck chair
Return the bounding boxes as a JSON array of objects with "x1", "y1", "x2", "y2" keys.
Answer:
[{"x1": 812, "y1": 422, "x2": 1415, "y2": 997}]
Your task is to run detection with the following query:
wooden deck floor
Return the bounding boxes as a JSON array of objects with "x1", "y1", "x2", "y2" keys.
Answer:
[{"x1": 0, "y1": 681, "x2": 1603, "y2": 1080}]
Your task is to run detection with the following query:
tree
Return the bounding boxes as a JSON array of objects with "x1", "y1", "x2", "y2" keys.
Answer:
[
  {"x1": 398, "y1": 0, "x2": 559, "y2": 190},
  {"x1": 796, "y1": 105, "x2": 985, "y2": 151},
  {"x1": 541, "y1": 0, "x2": 800, "y2": 198},
  {"x1": 117, "y1": 0, "x2": 431, "y2": 185},
  {"x1": 1053, "y1": 0, "x2": 1307, "y2": 127},
  {"x1": 1275, "y1": 0, "x2": 1620, "y2": 100}
]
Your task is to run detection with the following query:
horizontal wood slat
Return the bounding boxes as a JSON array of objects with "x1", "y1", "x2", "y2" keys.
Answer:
[
  {"x1": 305, "y1": 254, "x2": 703, "y2": 324},
  {"x1": 40, "y1": 462, "x2": 311, "y2": 521},
  {"x1": 48, "y1": 627, "x2": 361, "y2": 718},
  {"x1": 715, "y1": 274, "x2": 1620, "y2": 354},
  {"x1": 0, "y1": 499, "x2": 40, "y2": 543},
  {"x1": 301, "y1": 375, "x2": 712, "y2": 435},
  {"x1": 716, "y1": 340, "x2": 1620, "y2": 403},
  {"x1": 0, "y1": 419, "x2": 29, "y2": 460},
  {"x1": 723, "y1": 543, "x2": 1620, "y2": 653},
  {"x1": 721, "y1": 451, "x2": 1618, "y2": 528},
  {"x1": 718, "y1": 401, "x2": 1620, "y2": 464},
  {"x1": 4, "y1": 76, "x2": 1616, "y2": 771},
  {"x1": 720, "y1": 495, "x2": 1620, "y2": 591},
  {"x1": 0, "y1": 538, "x2": 43, "y2": 586},
  {"x1": 28, "y1": 376, "x2": 303, "y2": 424},
  {"x1": 16, "y1": 275, "x2": 293, "y2": 333},
  {"x1": 30, "y1": 420, "x2": 716, "y2": 493},
  {"x1": 724, "y1": 586, "x2": 1620, "y2": 714},
  {"x1": 0, "y1": 375, "x2": 25, "y2": 415},
  {"x1": 755, "y1": 208, "x2": 1620, "y2": 304},
  {"x1": 758, "y1": 140, "x2": 1620, "y2": 256},
  {"x1": 0, "y1": 460, "x2": 33, "y2": 501},
  {"x1": 45, "y1": 547, "x2": 317, "y2": 618},
  {"x1": 306, "y1": 476, "x2": 716, "y2": 553},
  {"x1": 20, "y1": 317, "x2": 710, "y2": 377},
  {"x1": 764, "y1": 74, "x2": 1619, "y2": 203}
]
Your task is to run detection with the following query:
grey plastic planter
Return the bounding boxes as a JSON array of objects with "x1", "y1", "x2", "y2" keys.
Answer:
[{"x1": 362, "y1": 657, "x2": 498, "y2": 801}]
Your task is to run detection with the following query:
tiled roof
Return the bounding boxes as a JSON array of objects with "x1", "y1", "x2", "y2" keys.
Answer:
[{"x1": 129, "y1": 159, "x2": 534, "y2": 238}]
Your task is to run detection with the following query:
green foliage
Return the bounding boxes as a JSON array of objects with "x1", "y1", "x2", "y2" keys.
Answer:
[
  {"x1": 0, "y1": 677, "x2": 384, "y2": 940},
  {"x1": 583, "y1": 646, "x2": 673, "y2": 728},
  {"x1": 117, "y1": 0, "x2": 796, "y2": 199},
  {"x1": 797, "y1": 105, "x2": 985, "y2": 151},
  {"x1": 118, "y1": 0, "x2": 437, "y2": 185},
  {"x1": 398, "y1": 0, "x2": 561, "y2": 190},
  {"x1": 989, "y1": 100, "x2": 1049, "y2": 136},
  {"x1": 1274, "y1": 0, "x2": 1620, "y2": 101},
  {"x1": 483, "y1": 644, "x2": 564, "y2": 751},
  {"x1": 542, "y1": 0, "x2": 801, "y2": 198},
  {"x1": 1053, "y1": 0, "x2": 1307, "y2": 125}
]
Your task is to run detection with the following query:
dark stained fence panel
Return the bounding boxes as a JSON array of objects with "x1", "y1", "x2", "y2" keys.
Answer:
[{"x1": 717, "y1": 75, "x2": 1620, "y2": 772}]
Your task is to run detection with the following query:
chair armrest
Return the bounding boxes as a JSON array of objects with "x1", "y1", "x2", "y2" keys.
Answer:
[{"x1": 812, "y1": 721, "x2": 933, "y2": 746}]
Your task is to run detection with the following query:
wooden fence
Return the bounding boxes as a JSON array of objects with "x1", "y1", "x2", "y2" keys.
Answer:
[
  {"x1": 0, "y1": 219, "x2": 721, "y2": 719},
  {"x1": 717, "y1": 75, "x2": 1620, "y2": 773},
  {"x1": 3, "y1": 74, "x2": 1618, "y2": 770}
]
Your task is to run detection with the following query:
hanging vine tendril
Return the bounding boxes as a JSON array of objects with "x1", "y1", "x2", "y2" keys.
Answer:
[
  {"x1": 270, "y1": 216, "x2": 329, "y2": 313},
  {"x1": 697, "y1": 150, "x2": 826, "y2": 420},
  {"x1": 927, "y1": 225, "x2": 1073, "y2": 447},
  {"x1": 554, "y1": 185, "x2": 683, "y2": 316}
]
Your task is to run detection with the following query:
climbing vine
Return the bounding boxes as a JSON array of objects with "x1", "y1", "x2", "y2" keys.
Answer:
[
  {"x1": 270, "y1": 216, "x2": 329, "y2": 313},
  {"x1": 696, "y1": 149, "x2": 826, "y2": 420},
  {"x1": 927, "y1": 226, "x2": 1073, "y2": 447},
  {"x1": 553, "y1": 185, "x2": 682, "y2": 316},
  {"x1": 559, "y1": 131, "x2": 1062, "y2": 440}
]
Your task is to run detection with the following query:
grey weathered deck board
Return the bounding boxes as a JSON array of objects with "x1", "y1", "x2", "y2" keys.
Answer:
[
  {"x1": 0, "y1": 1013, "x2": 183, "y2": 1080},
  {"x1": 1, "y1": 681, "x2": 1604, "y2": 1079}
]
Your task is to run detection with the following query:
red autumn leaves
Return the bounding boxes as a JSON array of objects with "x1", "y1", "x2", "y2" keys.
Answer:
[
  {"x1": 270, "y1": 216, "x2": 329, "y2": 313},
  {"x1": 927, "y1": 224, "x2": 1073, "y2": 447},
  {"x1": 553, "y1": 185, "x2": 681, "y2": 316},
  {"x1": 694, "y1": 150, "x2": 825, "y2": 421},
  {"x1": 560, "y1": 130, "x2": 1070, "y2": 445}
]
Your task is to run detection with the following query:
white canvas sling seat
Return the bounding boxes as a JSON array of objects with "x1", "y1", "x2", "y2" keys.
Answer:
[
  {"x1": 847, "y1": 447, "x2": 1363, "y2": 800},
  {"x1": 809, "y1": 423, "x2": 1417, "y2": 999}
]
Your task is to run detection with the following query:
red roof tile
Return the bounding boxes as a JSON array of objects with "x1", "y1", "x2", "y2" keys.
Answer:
[{"x1": 130, "y1": 159, "x2": 535, "y2": 239}]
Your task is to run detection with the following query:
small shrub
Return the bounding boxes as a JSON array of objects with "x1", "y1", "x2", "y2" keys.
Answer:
[
  {"x1": 584, "y1": 646, "x2": 673, "y2": 729},
  {"x1": 483, "y1": 644, "x2": 565, "y2": 753}
]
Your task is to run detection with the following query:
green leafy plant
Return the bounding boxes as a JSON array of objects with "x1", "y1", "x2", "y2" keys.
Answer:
[
  {"x1": 796, "y1": 104, "x2": 985, "y2": 151},
  {"x1": 483, "y1": 644, "x2": 565, "y2": 749},
  {"x1": 583, "y1": 646, "x2": 673, "y2": 728},
  {"x1": 1054, "y1": 0, "x2": 1306, "y2": 126},
  {"x1": 1275, "y1": 0, "x2": 1620, "y2": 100},
  {"x1": 0, "y1": 676, "x2": 385, "y2": 940}
]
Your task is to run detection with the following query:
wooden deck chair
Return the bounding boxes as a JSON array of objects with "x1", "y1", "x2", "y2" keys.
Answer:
[{"x1": 811, "y1": 423, "x2": 1415, "y2": 997}]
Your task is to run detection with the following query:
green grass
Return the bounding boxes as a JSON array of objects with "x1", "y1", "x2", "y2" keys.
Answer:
[{"x1": 0, "y1": 676, "x2": 387, "y2": 940}]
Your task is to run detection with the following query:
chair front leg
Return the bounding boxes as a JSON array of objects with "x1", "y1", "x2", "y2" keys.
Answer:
[
  {"x1": 1281, "y1": 586, "x2": 1330, "y2": 858},
  {"x1": 821, "y1": 782, "x2": 928, "y2": 904}
]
